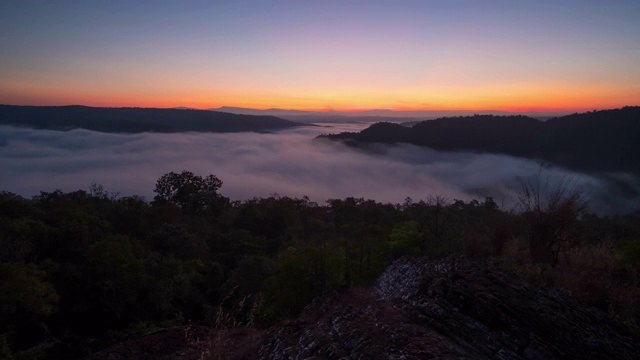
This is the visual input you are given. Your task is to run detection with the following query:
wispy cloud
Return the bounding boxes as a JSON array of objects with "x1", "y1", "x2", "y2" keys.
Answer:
[{"x1": 0, "y1": 124, "x2": 637, "y2": 214}]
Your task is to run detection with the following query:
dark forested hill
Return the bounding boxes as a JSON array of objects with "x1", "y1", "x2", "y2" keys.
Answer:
[
  {"x1": 0, "y1": 105, "x2": 301, "y2": 133},
  {"x1": 322, "y1": 107, "x2": 640, "y2": 174}
]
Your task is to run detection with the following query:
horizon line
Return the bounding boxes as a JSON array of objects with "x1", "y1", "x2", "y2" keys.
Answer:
[{"x1": 3, "y1": 103, "x2": 635, "y2": 115}]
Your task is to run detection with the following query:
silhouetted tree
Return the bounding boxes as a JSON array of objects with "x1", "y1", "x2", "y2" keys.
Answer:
[
  {"x1": 518, "y1": 175, "x2": 588, "y2": 266},
  {"x1": 153, "y1": 171, "x2": 227, "y2": 216}
]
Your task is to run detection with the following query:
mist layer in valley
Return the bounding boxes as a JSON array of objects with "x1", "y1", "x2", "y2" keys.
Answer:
[{"x1": 1, "y1": 123, "x2": 637, "y2": 215}]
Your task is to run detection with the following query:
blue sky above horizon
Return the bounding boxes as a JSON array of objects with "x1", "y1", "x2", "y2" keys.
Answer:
[{"x1": 1, "y1": 0, "x2": 639, "y2": 111}]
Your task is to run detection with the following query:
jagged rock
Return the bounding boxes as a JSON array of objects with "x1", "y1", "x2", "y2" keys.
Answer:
[
  {"x1": 260, "y1": 256, "x2": 639, "y2": 359},
  {"x1": 87, "y1": 257, "x2": 640, "y2": 359}
]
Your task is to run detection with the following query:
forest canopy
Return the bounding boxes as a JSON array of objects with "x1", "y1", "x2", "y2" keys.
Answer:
[{"x1": 1, "y1": 171, "x2": 639, "y2": 359}]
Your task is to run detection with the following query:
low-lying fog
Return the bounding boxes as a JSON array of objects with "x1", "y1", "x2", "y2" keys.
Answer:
[{"x1": 1, "y1": 123, "x2": 638, "y2": 215}]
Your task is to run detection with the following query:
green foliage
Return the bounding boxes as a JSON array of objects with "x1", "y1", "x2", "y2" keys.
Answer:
[
  {"x1": 618, "y1": 237, "x2": 640, "y2": 270},
  {"x1": 89, "y1": 235, "x2": 146, "y2": 322},
  {"x1": 223, "y1": 256, "x2": 273, "y2": 300},
  {"x1": 218, "y1": 255, "x2": 273, "y2": 325},
  {"x1": 0, "y1": 217, "x2": 50, "y2": 262},
  {"x1": 1, "y1": 171, "x2": 637, "y2": 359},
  {"x1": 264, "y1": 246, "x2": 341, "y2": 318},
  {"x1": 107, "y1": 195, "x2": 148, "y2": 237},
  {"x1": 0, "y1": 335, "x2": 13, "y2": 360},
  {"x1": 0, "y1": 263, "x2": 59, "y2": 319},
  {"x1": 153, "y1": 171, "x2": 227, "y2": 216},
  {"x1": 146, "y1": 224, "x2": 209, "y2": 260},
  {"x1": 0, "y1": 263, "x2": 58, "y2": 357},
  {"x1": 142, "y1": 256, "x2": 214, "y2": 323},
  {"x1": 518, "y1": 174, "x2": 588, "y2": 265},
  {"x1": 58, "y1": 211, "x2": 111, "y2": 258},
  {"x1": 388, "y1": 221, "x2": 422, "y2": 257},
  {"x1": 0, "y1": 191, "x2": 34, "y2": 219}
]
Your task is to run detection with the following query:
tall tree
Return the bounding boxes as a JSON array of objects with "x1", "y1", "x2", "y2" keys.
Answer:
[{"x1": 153, "y1": 171, "x2": 227, "y2": 216}]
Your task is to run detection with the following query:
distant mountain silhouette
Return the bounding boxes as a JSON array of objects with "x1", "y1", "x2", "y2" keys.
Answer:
[
  {"x1": 209, "y1": 106, "x2": 568, "y2": 120},
  {"x1": 283, "y1": 114, "x2": 422, "y2": 124},
  {"x1": 321, "y1": 107, "x2": 640, "y2": 175},
  {"x1": 0, "y1": 105, "x2": 301, "y2": 133},
  {"x1": 172, "y1": 106, "x2": 199, "y2": 110},
  {"x1": 211, "y1": 106, "x2": 318, "y2": 117}
]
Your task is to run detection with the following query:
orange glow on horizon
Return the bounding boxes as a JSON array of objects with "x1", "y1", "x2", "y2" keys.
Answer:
[
  {"x1": 1, "y1": 81, "x2": 637, "y2": 114},
  {"x1": 1, "y1": 98, "x2": 635, "y2": 114},
  {"x1": 2, "y1": 2, "x2": 640, "y2": 119}
]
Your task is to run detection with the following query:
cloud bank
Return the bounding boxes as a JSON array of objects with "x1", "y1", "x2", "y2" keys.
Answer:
[{"x1": 1, "y1": 124, "x2": 637, "y2": 215}]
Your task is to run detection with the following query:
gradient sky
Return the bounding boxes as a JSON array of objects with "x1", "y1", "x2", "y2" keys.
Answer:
[{"x1": 1, "y1": 0, "x2": 639, "y2": 111}]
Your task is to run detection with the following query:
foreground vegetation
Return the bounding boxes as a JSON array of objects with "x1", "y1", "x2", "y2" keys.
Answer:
[{"x1": 1, "y1": 171, "x2": 639, "y2": 359}]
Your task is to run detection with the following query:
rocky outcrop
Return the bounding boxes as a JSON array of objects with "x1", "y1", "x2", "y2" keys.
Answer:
[
  {"x1": 259, "y1": 256, "x2": 638, "y2": 359},
  {"x1": 88, "y1": 257, "x2": 640, "y2": 359},
  {"x1": 373, "y1": 257, "x2": 639, "y2": 359}
]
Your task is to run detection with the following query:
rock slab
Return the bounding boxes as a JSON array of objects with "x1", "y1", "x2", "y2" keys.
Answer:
[{"x1": 89, "y1": 257, "x2": 640, "y2": 359}]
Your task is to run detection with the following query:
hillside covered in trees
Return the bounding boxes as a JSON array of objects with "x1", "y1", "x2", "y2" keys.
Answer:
[
  {"x1": 322, "y1": 107, "x2": 640, "y2": 175},
  {"x1": 1, "y1": 171, "x2": 640, "y2": 359},
  {"x1": 0, "y1": 105, "x2": 301, "y2": 133}
]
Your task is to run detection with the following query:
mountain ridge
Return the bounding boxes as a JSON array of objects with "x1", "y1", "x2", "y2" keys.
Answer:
[
  {"x1": 0, "y1": 105, "x2": 302, "y2": 133},
  {"x1": 208, "y1": 106, "x2": 570, "y2": 119},
  {"x1": 321, "y1": 106, "x2": 640, "y2": 175}
]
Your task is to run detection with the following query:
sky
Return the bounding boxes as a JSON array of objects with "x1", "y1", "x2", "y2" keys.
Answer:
[{"x1": 1, "y1": 0, "x2": 639, "y2": 111}]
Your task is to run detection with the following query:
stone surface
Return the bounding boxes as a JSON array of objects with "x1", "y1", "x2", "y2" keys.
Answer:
[{"x1": 87, "y1": 257, "x2": 640, "y2": 359}]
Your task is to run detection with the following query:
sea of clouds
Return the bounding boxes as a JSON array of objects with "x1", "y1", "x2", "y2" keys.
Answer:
[{"x1": 1, "y1": 123, "x2": 637, "y2": 215}]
